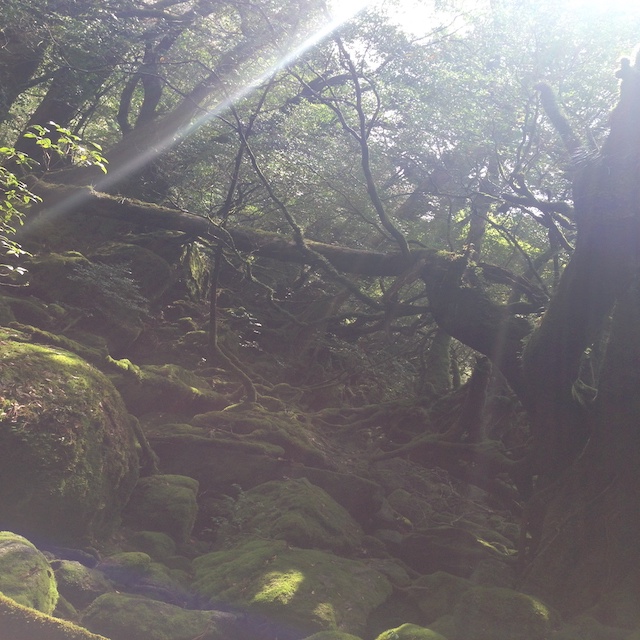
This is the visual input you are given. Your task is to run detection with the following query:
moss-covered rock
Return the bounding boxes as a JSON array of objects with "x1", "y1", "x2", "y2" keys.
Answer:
[
  {"x1": 0, "y1": 294, "x2": 55, "y2": 328},
  {"x1": 0, "y1": 531, "x2": 58, "y2": 614},
  {"x1": 192, "y1": 538, "x2": 393, "y2": 637},
  {"x1": 302, "y1": 633, "x2": 364, "y2": 640},
  {"x1": 112, "y1": 364, "x2": 227, "y2": 417},
  {"x1": 223, "y1": 478, "x2": 363, "y2": 553},
  {"x1": 97, "y1": 552, "x2": 190, "y2": 605},
  {"x1": 374, "y1": 623, "x2": 448, "y2": 640},
  {"x1": 288, "y1": 464, "x2": 382, "y2": 528},
  {"x1": 408, "y1": 571, "x2": 472, "y2": 622},
  {"x1": 453, "y1": 586, "x2": 555, "y2": 640},
  {"x1": 191, "y1": 407, "x2": 327, "y2": 465},
  {"x1": 145, "y1": 424, "x2": 291, "y2": 494},
  {"x1": 82, "y1": 592, "x2": 237, "y2": 640},
  {"x1": 552, "y1": 616, "x2": 630, "y2": 640},
  {"x1": 123, "y1": 475, "x2": 199, "y2": 543},
  {"x1": 0, "y1": 330, "x2": 139, "y2": 543},
  {"x1": 54, "y1": 560, "x2": 113, "y2": 610},
  {"x1": 0, "y1": 592, "x2": 108, "y2": 640},
  {"x1": 128, "y1": 531, "x2": 177, "y2": 560},
  {"x1": 378, "y1": 527, "x2": 500, "y2": 578}
]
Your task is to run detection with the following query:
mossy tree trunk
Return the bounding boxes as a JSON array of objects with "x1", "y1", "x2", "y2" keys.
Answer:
[{"x1": 515, "y1": 53, "x2": 640, "y2": 621}]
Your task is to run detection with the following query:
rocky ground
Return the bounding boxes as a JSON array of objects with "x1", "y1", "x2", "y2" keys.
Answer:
[{"x1": 0, "y1": 231, "x2": 636, "y2": 640}]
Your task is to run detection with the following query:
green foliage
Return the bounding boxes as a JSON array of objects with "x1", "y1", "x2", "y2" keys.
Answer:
[
  {"x1": 0, "y1": 124, "x2": 107, "y2": 281},
  {"x1": 23, "y1": 123, "x2": 108, "y2": 173},
  {"x1": 0, "y1": 146, "x2": 36, "y2": 277}
]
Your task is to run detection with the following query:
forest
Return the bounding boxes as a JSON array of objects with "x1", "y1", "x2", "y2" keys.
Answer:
[{"x1": 1, "y1": 0, "x2": 640, "y2": 638}]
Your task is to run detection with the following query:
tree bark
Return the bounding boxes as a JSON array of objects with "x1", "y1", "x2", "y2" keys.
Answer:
[{"x1": 517, "y1": 52, "x2": 640, "y2": 623}]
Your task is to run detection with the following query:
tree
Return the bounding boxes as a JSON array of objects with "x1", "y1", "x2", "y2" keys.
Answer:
[{"x1": 4, "y1": 0, "x2": 640, "y2": 625}]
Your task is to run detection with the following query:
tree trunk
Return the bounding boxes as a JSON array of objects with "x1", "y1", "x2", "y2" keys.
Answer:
[{"x1": 518, "y1": 52, "x2": 640, "y2": 624}]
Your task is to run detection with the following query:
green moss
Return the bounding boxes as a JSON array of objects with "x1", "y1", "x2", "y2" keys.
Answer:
[
  {"x1": 374, "y1": 623, "x2": 445, "y2": 640},
  {"x1": 147, "y1": 430, "x2": 290, "y2": 495},
  {"x1": 123, "y1": 475, "x2": 199, "y2": 543},
  {"x1": 0, "y1": 295, "x2": 53, "y2": 327},
  {"x1": 163, "y1": 555, "x2": 192, "y2": 573},
  {"x1": 375, "y1": 623, "x2": 448, "y2": 640},
  {"x1": 83, "y1": 592, "x2": 232, "y2": 640},
  {"x1": 0, "y1": 592, "x2": 108, "y2": 640},
  {"x1": 191, "y1": 407, "x2": 327, "y2": 465},
  {"x1": 53, "y1": 594, "x2": 79, "y2": 622},
  {"x1": 409, "y1": 571, "x2": 472, "y2": 622},
  {"x1": 0, "y1": 330, "x2": 139, "y2": 543},
  {"x1": 224, "y1": 478, "x2": 363, "y2": 553},
  {"x1": 97, "y1": 552, "x2": 189, "y2": 598},
  {"x1": 454, "y1": 587, "x2": 554, "y2": 640},
  {"x1": 112, "y1": 364, "x2": 227, "y2": 417},
  {"x1": 302, "y1": 633, "x2": 364, "y2": 640},
  {"x1": 54, "y1": 560, "x2": 112, "y2": 609},
  {"x1": 10, "y1": 322, "x2": 108, "y2": 366},
  {"x1": 128, "y1": 531, "x2": 177, "y2": 560},
  {"x1": 0, "y1": 532, "x2": 58, "y2": 614},
  {"x1": 192, "y1": 538, "x2": 392, "y2": 636}
]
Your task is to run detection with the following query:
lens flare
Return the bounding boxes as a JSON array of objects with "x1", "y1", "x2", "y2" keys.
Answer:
[{"x1": 27, "y1": 0, "x2": 372, "y2": 230}]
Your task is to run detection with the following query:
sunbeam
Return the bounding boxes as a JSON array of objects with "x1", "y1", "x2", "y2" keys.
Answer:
[{"x1": 26, "y1": 0, "x2": 372, "y2": 230}]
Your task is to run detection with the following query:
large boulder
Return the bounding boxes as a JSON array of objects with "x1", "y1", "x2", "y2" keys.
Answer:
[
  {"x1": 374, "y1": 624, "x2": 448, "y2": 640},
  {"x1": 82, "y1": 593, "x2": 238, "y2": 640},
  {"x1": 0, "y1": 329, "x2": 139, "y2": 543},
  {"x1": 453, "y1": 586, "x2": 555, "y2": 640},
  {"x1": 221, "y1": 478, "x2": 363, "y2": 553},
  {"x1": 408, "y1": 571, "x2": 472, "y2": 622},
  {"x1": 192, "y1": 538, "x2": 393, "y2": 638},
  {"x1": 0, "y1": 592, "x2": 108, "y2": 640},
  {"x1": 0, "y1": 531, "x2": 58, "y2": 614},
  {"x1": 54, "y1": 560, "x2": 113, "y2": 610},
  {"x1": 123, "y1": 475, "x2": 199, "y2": 543},
  {"x1": 96, "y1": 552, "x2": 190, "y2": 606},
  {"x1": 302, "y1": 634, "x2": 364, "y2": 640}
]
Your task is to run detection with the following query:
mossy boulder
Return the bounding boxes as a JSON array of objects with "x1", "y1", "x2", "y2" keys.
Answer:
[
  {"x1": 54, "y1": 560, "x2": 113, "y2": 610},
  {"x1": 288, "y1": 464, "x2": 382, "y2": 528},
  {"x1": 145, "y1": 423, "x2": 291, "y2": 494},
  {"x1": 0, "y1": 294, "x2": 55, "y2": 329},
  {"x1": 112, "y1": 364, "x2": 227, "y2": 417},
  {"x1": 191, "y1": 407, "x2": 327, "y2": 465},
  {"x1": 302, "y1": 633, "x2": 364, "y2": 640},
  {"x1": 192, "y1": 539, "x2": 393, "y2": 637},
  {"x1": 0, "y1": 592, "x2": 108, "y2": 640},
  {"x1": 0, "y1": 532, "x2": 58, "y2": 614},
  {"x1": 0, "y1": 330, "x2": 139, "y2": 543},
  {"x1": 127, "y1": 531, "x2": 177, "y2": 560},
  {"x1": 82, "y1": 592, "x2": 237, "y2": 640},
  {"x1": 408, "y1": 571, "x2": 472, "y2": 622},
  {"x1": 223, "y1": 478, "x2": 363, "y2": 553},
  {"x1": 379, "y1": 527, "x2": 500, "y2": 578},
  {"x1": 374, "y1": 623, "x2": 448, "y2": 640},
  {"x1": 453, "y1": 586, "x2": 555, "y2": 640},
  {"x1": 97, "y1": 552, "x2": 190, "y2": 606},
  {"x1": 123, "y1": 475, "x2": 199, "y2": 543}
]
